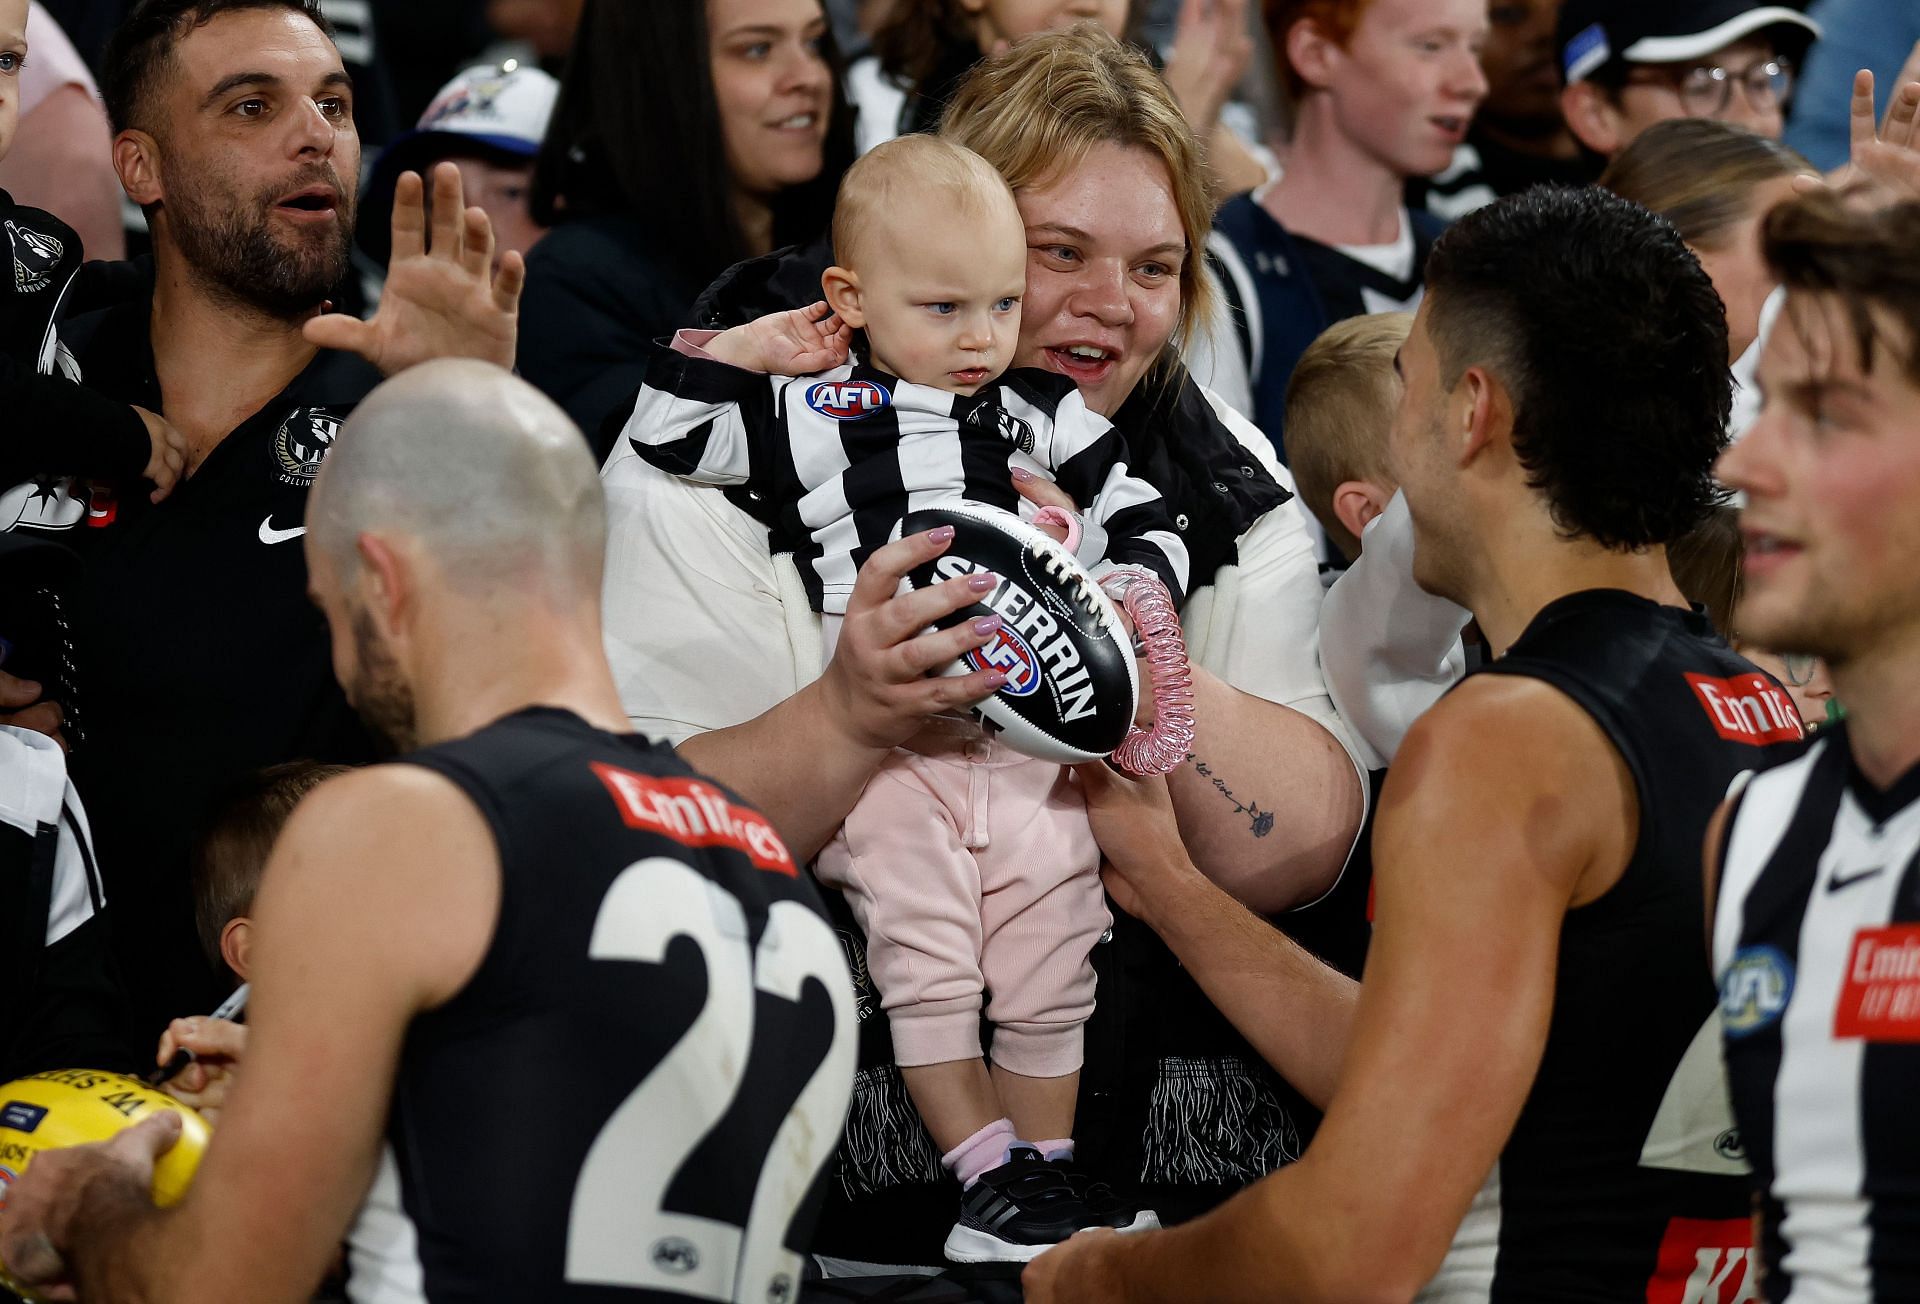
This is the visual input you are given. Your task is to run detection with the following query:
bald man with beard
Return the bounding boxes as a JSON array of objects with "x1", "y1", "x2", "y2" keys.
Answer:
[{"x1": 0, "y1": 359, "x2": 1021, "y2": 1302}]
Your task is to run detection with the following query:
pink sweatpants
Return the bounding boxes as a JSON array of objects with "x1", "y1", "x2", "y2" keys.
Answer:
[{"x1": 815, "y1": 724, "x2": 1110, "y2": 1079}]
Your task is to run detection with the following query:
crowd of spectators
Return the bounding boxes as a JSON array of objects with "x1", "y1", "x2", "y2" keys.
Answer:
[{"x1": 2, "y1": 0, "x2": 1918, "y2": 1300}]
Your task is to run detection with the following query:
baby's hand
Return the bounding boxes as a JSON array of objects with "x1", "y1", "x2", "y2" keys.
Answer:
[
  {"x1": 133, "y1": 406, "x2": 189, "y2": 503},
  {"x1": 707, "y1": 302, "x2": 853, "y2": 376}
]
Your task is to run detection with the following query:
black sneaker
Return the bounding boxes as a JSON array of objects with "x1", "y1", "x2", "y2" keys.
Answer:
[
  {"x1": 942, "y1": 1147, "x2": 1101, "y2": 1263},
  {"x1": 1046, "y1": 1158, "x2": 1161, "y2": 1233}
]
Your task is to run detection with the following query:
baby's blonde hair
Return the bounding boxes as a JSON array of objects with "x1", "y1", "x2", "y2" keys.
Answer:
[{"x1": 831, "y1": 135, "x2": 1018, "y2": 269}]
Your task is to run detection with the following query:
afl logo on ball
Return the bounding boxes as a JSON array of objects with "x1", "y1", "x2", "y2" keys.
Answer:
[
  {"x1": 806, "y1": 379, "x2": 890, "y2": 421},
  {"x1": 1720, "y1": 945, "x2": 1794, "y2": 1038},
  {"x1": 965, "y1": 624, "x2": 1041, "y2": 697},
  {"x1": 274, "y1": 408, "x2": 344, "y2": 487},
  {"x1": 0, "y1": 1165, "x2": 15, "y2": 1211}
]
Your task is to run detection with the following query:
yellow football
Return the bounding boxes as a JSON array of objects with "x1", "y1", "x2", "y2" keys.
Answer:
[{"x1": 0, "y1": 1070, "x2": 209, "y2": 1299}]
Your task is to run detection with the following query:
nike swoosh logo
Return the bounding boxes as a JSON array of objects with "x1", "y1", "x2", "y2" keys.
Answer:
[
  {"x1": 1828, "y1": 866, "x2": 1886, "y2": 893},
  {"x1": 259, "y1": 517, "x2": 306, "y2": 545}
]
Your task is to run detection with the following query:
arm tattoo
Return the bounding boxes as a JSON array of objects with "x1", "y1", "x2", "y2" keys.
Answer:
[{"x1": 1187, "y1": 753, "x2": 1275, "y2": 837}]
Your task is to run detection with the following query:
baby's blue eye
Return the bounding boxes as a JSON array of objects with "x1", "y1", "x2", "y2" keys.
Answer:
[
  {"x1": 926, "y1": 303, "x2": 956, "y2": 316},
  {"x1": 995, "y1": 298, "x2": 1018, "y2": 313},
  {"x1": 0, "y1": 52, "x2": 23, "y2": 75}
]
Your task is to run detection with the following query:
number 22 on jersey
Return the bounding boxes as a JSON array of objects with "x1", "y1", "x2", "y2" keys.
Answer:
[{"x1": 565, "y1": 857, "x2": 856, "y2": 1302}]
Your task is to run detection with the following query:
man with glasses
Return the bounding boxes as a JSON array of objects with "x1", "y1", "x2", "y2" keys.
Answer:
[{"x1": 1557, "y1": 0, "x2": 1820, "y2": 160}]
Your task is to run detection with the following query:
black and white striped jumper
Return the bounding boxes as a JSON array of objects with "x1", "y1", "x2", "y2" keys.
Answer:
[
  {"x1": 621, "y1": 349, "x2": 1189, "y2": 615},
  {"x1": 1714, "y1": 724, "x2": 1920, "y2": 1301}
]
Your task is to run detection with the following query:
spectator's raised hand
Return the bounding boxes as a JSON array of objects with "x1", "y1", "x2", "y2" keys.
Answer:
[
  {"x1": 1806, "y1": 56, "x2": 1920, "y2": 203},
  {"x1": 706, "y1": 301, "x2": 853, "y2": 376},
  {"x1": 0, "y1": 670, "x2": 63, "y2": 747},
  {"x1": 155, "y1": 1016, "x2": 248, "y2": 1125},
  {"x1": 1162, "y1": 0, "x2": 1254, "y2": 138},
  {"x1": 305, "y1": 164, "x2": 526, "y2": 376}
]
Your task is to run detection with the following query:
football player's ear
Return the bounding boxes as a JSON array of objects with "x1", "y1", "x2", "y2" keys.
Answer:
[{"x1": 822, "y1": 266, "x2": 867, "y2": 330}]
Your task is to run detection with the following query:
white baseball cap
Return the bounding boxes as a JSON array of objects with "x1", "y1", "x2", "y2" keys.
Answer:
[
  {"x1": 400, "y1": 61, "x2": 559, "y2": 160},
  {"x1": 361, "y1": 62, "x2": 559, "y2": 260}
]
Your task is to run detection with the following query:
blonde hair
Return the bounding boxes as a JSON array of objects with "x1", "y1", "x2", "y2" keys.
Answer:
[
  {"x1": 832, "y1": 135, "x2": 1017, "y2": 269},
  {"x1": 1600, "y1": 119, "x2": 1812, "y2": 253},
  {"x1": 939, "y1": 23, "x2": 1216, "y2": 362},
  {"x1": 1283, "y1": 312, "x2": 1410, "y2": 560}
]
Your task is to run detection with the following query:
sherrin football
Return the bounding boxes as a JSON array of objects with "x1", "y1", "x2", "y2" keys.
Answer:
[
  {"x1": 902, "y1": 504, "x2": 1138, "y2": 764},
  {"x1": 0, "y1": 1070, "x2": 210, "y2": 1298}
]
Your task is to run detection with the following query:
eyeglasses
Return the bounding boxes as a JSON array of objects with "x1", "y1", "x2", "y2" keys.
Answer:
[
  {"x1": 1783, "y1": 652, "x2": 1819, "y2": 687},
  {"x1": 1625, "y1": 57, "x2": 1796, "y2": 120}
]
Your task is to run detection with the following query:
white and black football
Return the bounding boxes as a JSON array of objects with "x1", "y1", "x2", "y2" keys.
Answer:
[{"x1": 901, "y1": 504, "x2": 1138, "y2": 764}]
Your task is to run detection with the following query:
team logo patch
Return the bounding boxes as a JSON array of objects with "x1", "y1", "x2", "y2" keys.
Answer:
[
  {"x1": 1685, "y1": 672, "x2": 1804, "y2": 746},
  {"x1": 964, "y1": 622, "x2": 1042, "y2": 697},
  {"x1": 1720, "y1": 945, "x2": 1794, "y2": 1037},
  {"x1": 5, "y1": 219, "x2": 64, "y2": 295},
  {"x1": 0, "y1": 1102, "x2": 46, "y2": 1134},
  {"x1": 806, "y1": 379, "x2": 890, "y2": 421},
  {"x1": 592, "y1": 763, "x2": 796, "y2": 876},
  {"x1": 273, "y1": 407, "x2": 344, "y2": 486},
  {"x1": 420, "y1": 76, "x2": 508, "y2": 128},
  {"x1": 0, "y1": 478, "x2": 85, "y2": 532},
  {"x1": 1835, "y1": 925, "x2": 1920, "y2": 1041},
  {"x1": 964, "y1": 401, "x2": 1035, "y2": 454}
]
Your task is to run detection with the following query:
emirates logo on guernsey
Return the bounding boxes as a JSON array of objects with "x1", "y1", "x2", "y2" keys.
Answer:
[
  {"x1": 1836, "y1": 926, "x2": 1920, "y2": 1041},
  {"x1": 591, "y1": 762, "x2": 796, "y2": 875},
  {"x1": 1684, "y1": 673, "x2": 1804, "y2": 746},
  {"x1": 1648, "y1": 1217, "x2": 1757, "y2": 1303}
]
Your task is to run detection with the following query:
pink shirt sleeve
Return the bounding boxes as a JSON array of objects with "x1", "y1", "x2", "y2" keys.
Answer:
[
  {"x1": 670, "y1": 329, "x2": 725, "y2": 361},
  {"x1": 21, "y1": 3, "x2": 100, "y2": 118}
]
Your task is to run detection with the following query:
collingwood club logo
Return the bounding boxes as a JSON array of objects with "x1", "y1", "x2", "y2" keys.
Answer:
[
  {"x1": 274, "y1": 408, "x2": 344, "y2": 486},
  {"x1": 964, "y1": 400, "x2": 1035, "y2": 454},
  {"x1": 6, "y1": 220, "x2": 64, "y2": 295}
]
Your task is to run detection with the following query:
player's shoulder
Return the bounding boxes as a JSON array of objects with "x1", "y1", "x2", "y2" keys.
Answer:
[
  {"x1": 1405, "y1": 673, "x2": 1624, "y2": 798},
  {"x1": 279, "y1": 763, "x2": 491, "y2": 860}
]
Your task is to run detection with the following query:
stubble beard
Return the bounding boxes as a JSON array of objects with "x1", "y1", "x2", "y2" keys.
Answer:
[
  {"x1": 164, "y1": 163, "x2": 356, "y2": 321},
  {"x1": 347, "y1": 607, "x2": 418, "y2": 758}
]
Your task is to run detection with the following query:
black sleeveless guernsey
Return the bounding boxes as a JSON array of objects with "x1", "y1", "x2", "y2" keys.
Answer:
[
  {"x1": 1431, "y1": 590, "x2": 1804, "y2": 1303},
  {"x1": 347, "y1": 708, "x2": 854, "y2": 1304}
]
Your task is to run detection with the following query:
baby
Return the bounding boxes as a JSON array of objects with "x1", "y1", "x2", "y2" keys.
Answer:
[{"x1": 623, "y1": 135, "x2": 1184, "y2": 1263}]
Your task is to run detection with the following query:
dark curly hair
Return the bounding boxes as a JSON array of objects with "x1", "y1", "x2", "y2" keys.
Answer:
[
  {"x1": 1423, "y1": 185, "x2": 1732, "y2": 550},
  {"x1": 103, "y1": 0, "x2": 333, "y2": 134}
]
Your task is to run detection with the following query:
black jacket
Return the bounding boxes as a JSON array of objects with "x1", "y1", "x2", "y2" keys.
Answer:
[
  {"x1": 516, "y1": 214, "x2": 708, "y2": 454},
  {"x1": 0, "y1": 190, "x2": 150, "y2": 490}
]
